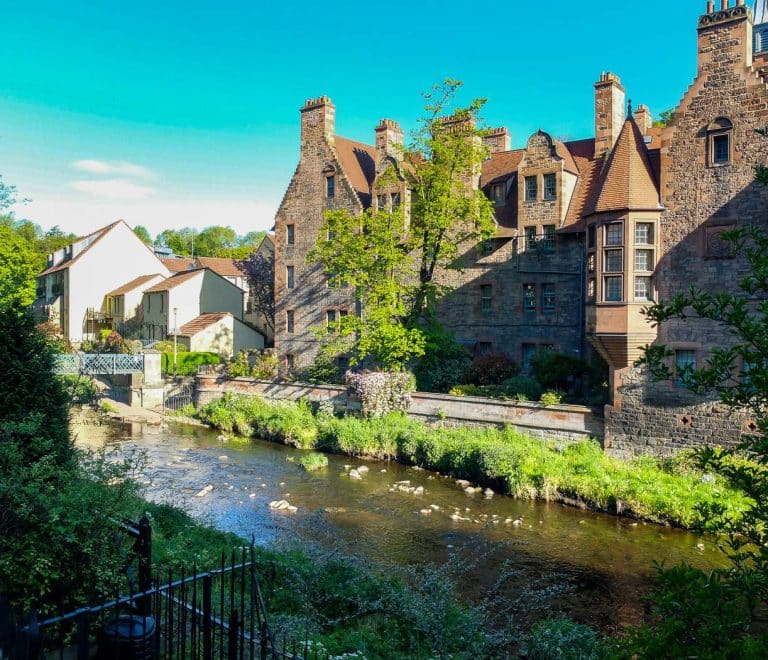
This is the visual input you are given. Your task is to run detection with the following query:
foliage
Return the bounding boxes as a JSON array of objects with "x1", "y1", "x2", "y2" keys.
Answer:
[
  {"x1": 298, "y1": 452, "x2": 329, "y2": 471},
  {"x1": 652, "y1": 108, "x2": 676, "y2": 128},
  {"x1": 308, "y1": 79, "x2": 495, "y2": 367},
  {"x1": 635, "y1": 226, "x2": 768, "y2": 649},
  {"x1": 132, "y1": 224, "x2": 152, "y2": 244},
  {"x1": 198, "y1": 394, "x2": 748, "y2": 526},
  {"x1": 81, "y1": 329, "x2": 132, "y2": 354},
  {"x1": 236, "y1": 249, "x2": 275, "y2": 333},
  {"x1": 756, "y1": 164, "x2": 768, "y2": 187},
  {"x1": 36, "y1": 320, "x2": 72, "y2": 353},
  {"x1": 524, "y1": 618, "x2": 605, "y2": 660},
  {"x1": 413, "y1": 323, "x2": 471, "y2": 392},
  {"x1": 57, "y1": 375, "x2": 100, "y2": 405},
  {"x1": 225, "y1": 350, "x2": 252, "y2": 378},
  {"x1": 464, "y1": 351, "x2": 519, "y2": 386},
  {"x1": 346, "y1": 371, "x2": 416, "y2": 418},
  {"x1": 296, "y1": 347, "x2": 344, "y2": 384},
  {"x1": 501, "y1": 376, "x2": 543, "y2": 402},
  {"x1": 250, "y1": 351, "x2": 278, "y2": 380},
  {"x1": 154, "y1": 225, "x2": 266, "y2": 258},
  {"x1": 0, "y1": 224, "x2": 40, "y2": 310},
  {"x1": 161, "y1": 351, "x2": 221, "y2": 376},
  {"x1": 617, "y1": 564, "x2": 768, "y2": 658},
  {"x1": 539, "y1": 390, "x2": 564, "y2": 407}
]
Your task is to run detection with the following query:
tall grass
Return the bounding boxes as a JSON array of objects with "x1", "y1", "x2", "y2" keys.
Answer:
[{"x1": 198, "y1": 394, "x2": 747, "y2": 527}]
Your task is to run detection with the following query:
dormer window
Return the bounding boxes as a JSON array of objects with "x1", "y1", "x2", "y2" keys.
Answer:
[
  {"x1": 543, "y1": 173, "x2": 557, "y2": 201},
  {"x1": 490, "y1": 183, "x2": 505, "y2": 203},
  {"x1": 707, "y1": 118, "x2": 732, "y2": 167}
]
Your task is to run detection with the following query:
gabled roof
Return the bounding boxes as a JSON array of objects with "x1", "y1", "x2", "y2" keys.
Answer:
[
  {"x1": 144, "y1": 269, "x2": 203, "y2": 292},
  {"x1": 335, "y1": 136, "x2": 376, "y2": 204},
  {"x1": 39, "y1": 220, "x2": 122, "y2": 276},
  {"x1": 161, "y1": 257, "x2": 196, "y2": 273},
  {"x1": 176, "y1": 312, "x2": 230, "y2": 337},
  {"x1": 586, "y1": 117, "x2": 661, "y2": 215},
  {"x1": 107, "y1": 274, "x2": 164, "y2": 297},
  {"x1": 194, "y1": 257, "x2": 242, "y2": 278}
]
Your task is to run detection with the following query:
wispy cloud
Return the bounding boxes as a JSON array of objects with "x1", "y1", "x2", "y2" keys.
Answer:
[
  {"x1": 70, "y1": 178, "x2": 155, "y2": 201},
  {"x1": 72, "y1": 159, "x2": 154, "y2": 179}
]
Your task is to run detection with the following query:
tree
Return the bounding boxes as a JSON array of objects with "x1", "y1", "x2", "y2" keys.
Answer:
[
  {"x1": 652, "y1": 108, "x2": 675, "y2": 128},
  {"x1": 0, "y1": 225, "x2": 41, "y2": 309},
  {"x1": 195, "y1": 225, "x2": 237, "y2": 257},
  {"x1": 309, "y1": 80, "x2": 495, "y2": 368},
  {"x1": 630, "y1": 224, "x2": 768, "y2": 654},
  {"x1": 236, "y1": 250, "x2": 275, "y2": 334},
  {"x1": 133, "y1": 224, "x2": 152, "y2": 244}
]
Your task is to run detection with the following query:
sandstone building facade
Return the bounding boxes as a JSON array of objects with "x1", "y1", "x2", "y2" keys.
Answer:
[{"x1": 274, "y1": 0, "x2": 768, "y2": 456}]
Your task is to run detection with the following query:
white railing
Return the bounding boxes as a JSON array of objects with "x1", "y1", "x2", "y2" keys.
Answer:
[{"x1": 54, "y1": 354, "x2": 145, "y2": 375}]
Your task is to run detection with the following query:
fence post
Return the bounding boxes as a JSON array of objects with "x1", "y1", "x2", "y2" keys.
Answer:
[
  {"x1": 75, "y1": 611, "x2": 90, "y2": 660},
  {"x1": 202, "y1": 574, "x2": 212, "y2": 660},
  {"x1": 228, "y1": 609, "x2": 239, "y2": 659},
  {"x1": 134, "y1": 514, "x2": 152, "y2": 616}
]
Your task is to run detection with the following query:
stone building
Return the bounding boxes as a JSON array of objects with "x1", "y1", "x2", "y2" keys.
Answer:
[{"x1": 273, "y1": 0, "x2": 768, "y2": 456}]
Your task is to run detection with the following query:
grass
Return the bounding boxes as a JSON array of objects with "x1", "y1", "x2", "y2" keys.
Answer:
[
  {"x1": 197, "y1": 394, "x2": 749, "y2": 528},
  {"x1": 298, "y1": 452, "x2": 329, "y2": 471}
]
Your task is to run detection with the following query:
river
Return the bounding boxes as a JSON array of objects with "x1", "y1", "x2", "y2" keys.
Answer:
[{"x1": 73, "y1": 415, "x2": 725, "y2": 635}]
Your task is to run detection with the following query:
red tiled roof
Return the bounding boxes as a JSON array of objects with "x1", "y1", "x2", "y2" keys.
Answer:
[
  {"x1": 144, "y1": 269, "x2": 203, "y2": 292},
  {"x1": 195, "y1": 257, "x2": 242, "y2": 278},
  {"x1": 107, "y1": 274, "x2": 164, "y2": 297},
  {"x1": 561, "y1": 138, "x2": 602, "y2": 232},
  {"x1": 335, "y1": 136, "x2": 376, "y2": 204},
  {"x1": 177, "y1": 312, "x2": 230, "y2": 337},
  {"x1": 586, "y1": 118, "x2": 661, "y2": 215},
  {"x1": 39, "y1": 220, "x2": 122, "y2": 276},
  {"x1": 481, "y1": 150, "x2": 525, "y2": 186},
  {"x1": 161, "y1": 257, "x2": 196, "y2": 273}
]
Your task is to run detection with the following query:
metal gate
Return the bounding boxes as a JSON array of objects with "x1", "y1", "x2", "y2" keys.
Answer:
[{"x1": 164, "y1": 381, "x2": 195, "y2": 412}]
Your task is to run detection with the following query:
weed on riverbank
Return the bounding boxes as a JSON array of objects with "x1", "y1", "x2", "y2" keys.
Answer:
[{"x1": 198, "y1": 394, "x2": 748, "y2": 527}]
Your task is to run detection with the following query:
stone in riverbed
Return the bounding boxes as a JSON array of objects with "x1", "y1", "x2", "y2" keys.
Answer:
[
  {"x1": 456, "y1": 479, "x2": 470, "y2": 488},
  {"x1": 413, "y1": 486, "x2": 424, "y2": 495},
  {"x1": 269, "y1": 500, "x2": 297, "y2": 513},
  {"x1": 349, "y1": 469, "x2": 362, "y2": 480},
  {"x1": 484, "y1": 488, "x2": 494, "y2": 498},
  {"x1": 356, "y1": 465, "x2": 369, "y2": 474},
  {"x1": 195, "y1": 485, "x2": 214, "y2": 497}
]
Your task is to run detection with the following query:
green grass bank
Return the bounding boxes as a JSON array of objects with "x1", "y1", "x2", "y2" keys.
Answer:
[{"x1": 197, "y1": 394, "x2": 748, "y2": 528}]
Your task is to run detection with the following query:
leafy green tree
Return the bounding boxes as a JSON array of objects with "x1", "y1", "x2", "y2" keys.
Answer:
[
  {"x1": 133, "y1": 224, "x2": 152, "y2": 244},
  {"x1": 0, "y1": 225, "x2": 41, "y2": 309},
  {"x1": 154, "y1": 227, "x2": 196, "y2": 255},
  {"x1": 309, "y1": 80, "x2": 495, "y2": 368},
  {"x1": 652, "y1": 108, "x2": 676, "y2": 128},
  {"x1": 195, "y1": 225, "x2": 237, "y2": 257}
]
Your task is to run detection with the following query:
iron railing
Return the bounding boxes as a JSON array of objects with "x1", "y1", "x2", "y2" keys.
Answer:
[{"x1": 53, "y1": 354, "x2": 145, "y2": 375}]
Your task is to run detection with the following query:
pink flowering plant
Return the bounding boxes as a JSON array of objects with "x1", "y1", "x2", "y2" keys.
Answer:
[{"x1": 345, "y1": 370, "x2": 416, "y2": 418}]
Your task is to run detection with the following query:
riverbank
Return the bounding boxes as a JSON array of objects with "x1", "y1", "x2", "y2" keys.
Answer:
[{"x1": 197, "y1": 394, "x2": 748, "y2": 528}]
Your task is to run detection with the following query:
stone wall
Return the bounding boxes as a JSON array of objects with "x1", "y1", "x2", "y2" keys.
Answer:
[
  {"x1": 195, "y1": 375, "x2": 603, "y2": 444},
  {"x1": 604, "y1": 365, "x2": 753, "y2": 459}
]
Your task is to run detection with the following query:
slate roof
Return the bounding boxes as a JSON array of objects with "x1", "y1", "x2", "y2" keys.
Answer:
[
  {"x1": 107, "y1": 274, "x2": 164, "y2": 297},
  {"x1": 144, "y1": 269, "x2": 203, "y2": 292},
  {"x1": 176, "y1": 312, "x2": 230, "y2": 337}
]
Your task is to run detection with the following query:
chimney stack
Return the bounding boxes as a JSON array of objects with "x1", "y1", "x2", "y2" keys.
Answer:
[
  {"x1": 300, "y1": 96, "x2": 335, "y2": 157},
  {"x1": 594, "y1": 72, "x2": 626, "y2": 157},
  {"x1": 634, "y1": 104, "x2": 653, "y2": 134},
  {"x1": 374, "y1": 119, "x2": 404, "y2": 161},
  {"x1": 698, "y1": 0, "x2": 753, "y2": 71},
  {"x1": 483, "y1": 127, "x2": 511, "y2": 154}
]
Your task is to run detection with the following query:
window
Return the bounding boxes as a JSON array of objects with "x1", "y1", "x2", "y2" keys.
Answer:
[
  {"x1": 542, "y1": 283, "x2": 556, "y2": 312},
  {"x1": 286, "y1": 310, "x2": 295, "y2": 333},
  {"x1": 604, "y1": 249, "x2": 623, "y2": 272},
  {"x1": 286, "y1": 354, "x2": 295, "y2": 371},
  {"x1": 326, "y1": 310, "x2": 337, "y2": 325},
  {"x1": 588, "y1": 278, "x2": 596, "y2": 300},
  {"x1": 605, "y1": 223, "x2": 623, "y2": 246},
  {"x1": 490, "y1": 183, "x2": 505, "y2": 203},
  {"x1": 675, "y1": 349, "x2": 696, "y2": 386},
  {"x1": 543, "y1": 173, "x2": 557, "y2": 200},
  {"x1": 525, "y1": 176, "x2": 538, "y2": 201},
  {"x1": 588, "y1": 225, "x2": 596, "y2": 249},
  {"x1": 480, "y1": 284, "x2": 492, "y2": 312},
  {"x1": 339, "y1": 309, "x2": 348, "y2": 318},
  {"x1": 326, "y1": 175, "x2": 335, "y2": 198},
  {"x1": 286, "y1": 265, "x2": 295, "y2": 289},
  {"x1": 523, "y1": 283, "x2": 536, "y2": 311},
  {"x1": 476, "y1": 342, "x2": 493, "y2": 356},
  {"x1": 604, "y1": 275, "x2": 623, "y2": 302},
  {"x1": 521, "y1": 343, "x2": 539, "y2": 369},
  {"x1": 377, "y1": 194, "x2": 387, "y2": 210},
  {"x1": 635, "y1": 222, "x2": 654, "y2": 245},
  {"x1": 525, "y1": 226, "x2": 537, "y2": 250},
  {"x1": 160, "y1": 293, "x2": 164, "y2": 312},
  {"x1": 543, "y1": 225, "x2": 556, "y2": 251},
  {"x1": 481, "y1": 239, "x2": 494, "y2": 256},
  {"x1": 286, "y1": 224, "x2": 295, "y2": 245},
  {"x1": 587, "y1": 253, "x2": 596, "y2": 273},
  {"x1": 635, "y1": 249, "x2": 654, "y2": 272},
  {"x1": 634, "y1": 276, "x2": 652, "y2": 301},
  {"x1": 391, "y1": 192, "x2": 401, "y2": 210},
  {"x1": 707, "y1": 117, "x2": 732, "y2": 166}
]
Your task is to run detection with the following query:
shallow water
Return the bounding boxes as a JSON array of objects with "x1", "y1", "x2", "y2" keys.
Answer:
[{"x1": 73, "y1": 416, "x2": 725, "y2": 632}]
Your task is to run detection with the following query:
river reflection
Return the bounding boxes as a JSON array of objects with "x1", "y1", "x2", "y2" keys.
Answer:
[{"x1": 73, "y1": 416, "x2": 725, "y2": 633}]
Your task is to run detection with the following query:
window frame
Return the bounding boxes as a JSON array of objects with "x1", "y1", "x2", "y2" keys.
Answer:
[
  {"x1": 286, "y1": 265, "x2": 295, "y2": 289},
  {"x1": 286, "y1": 310, "x2": 295, "y2": 333},
  {"x1": 706, "y1": 117, "x2": 733, "y2": 168},
  {"x1": 604, "y1": 248, "x2": 623, "y2": 273},
  {"x1": 480, "y1": 284, "x2": 493, "y2": 313},
  {"x1": 635, "y1": 222, "x2": 654, "y2": 245},
  {"x1": 523, "y1": 283, "x2": 537, "y2": 312},
  {"x1": 604, "y1": 275, "x2": 623, "y2": 302},
  {"x1": 286, "y1": 224, "x2": 295, "y2": 245},
  {"x1": 634, "y1": 275, "x2": 653, "y2": 302},
  {"x1": 674, "y1": 349, "x2": 697, "y2": 386},
  {"x1": 524, "y1": 175, "x2": 538, "y2": 202},
  {"x1": 542, "y1": 283, "x2": 556, "y2": 312},
  {"x1": 543, "y1": 173, "x2": 557, "y2": 201},
  {"x1": 605, "y1": 222, "x2": 623, "y2": 246},
  {"x1": 326, "y1": 175, "x2": 336, "y2": 198}
]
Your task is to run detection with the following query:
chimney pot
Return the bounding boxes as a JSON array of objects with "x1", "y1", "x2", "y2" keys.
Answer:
[
  {"x1": 707, "y1": 0, "x2": 714, "y2": 11},
  {"x1": 720, "y1": 0, "x2": 728, "y2": 10}
]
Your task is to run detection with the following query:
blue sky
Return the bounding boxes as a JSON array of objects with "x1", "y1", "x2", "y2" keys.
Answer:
[{"x1": 1, "y1": 1, "x2": 718, "y2": 237}]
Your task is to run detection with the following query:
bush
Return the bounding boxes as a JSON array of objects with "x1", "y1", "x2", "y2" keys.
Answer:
[
  {"x1": 530, "y1": 350, "x2": 590, "y2": 393},
  {"x1": 346, "y1": 371, "x2": 416, "y2": 418},
  {"x1": 464, "y1": 351, "x2": 519, "y2": 386},
  {"x1": 524, "y1": 618, "x2": 604, "y2": 660},
  {"x1": 298, "y1": 452, "x2": 329, "y2": 471},
  {"x1": 251, "y1": 351, "x2": 278, "y2": 380},
  {"x1": 58, "y1": 375, "x2": 100, "y2": 405},
  {"x1": 501, "y1": 376, "x2": 542, "y2": 401},
  {"x1": 413, "y1": 323, "x2": 472, "y2": 393},
  {"x1": 226, "y1": 351, "x2": 251, "y2": 378},
  {"x1": 297, "y1": 349, "x2": 344, "y2": 384},
  {"x1": 162, "y1": 351, "x2": 221, "y2": 376},
  {"x1": 539, "y1": 390, "x2": 564, "y2": 407}
]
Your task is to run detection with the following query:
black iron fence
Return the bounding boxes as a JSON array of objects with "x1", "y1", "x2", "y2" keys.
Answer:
[{"x1": 1, "y1": 519, "x2": 323, "y2": 659}]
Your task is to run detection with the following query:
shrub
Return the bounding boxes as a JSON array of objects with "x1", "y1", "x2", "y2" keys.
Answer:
[
  {"x1": 448, "y1": 384, "x2": 481, "y2": 397},
  {"x1": 346, "y1": 371, "x2": 416, "y2": 418},
  {"x1": 501, "y1": 376, "x2": 542, "y2": 401},
  {"x1": 524, "y1": 618, "x2": 604, "y2": 660},
  {"x1": 251, "y1": 351, "x2": 278, "y2": 380},
  {"x1": 464, "y1": 351, "x2": 519, "y2": 386},
  {"x1": 539, "y1": 390, "x2": 564, "y2": 407},
  {"x1": 226, "y1": 351, "x2": 251, "y2": 378},
  {"x1": 530, "y1": 350, "x2": 589, "y2": 392},
  {"x1": 162, "y1": 351, "x2": 221, "y2": 376},
  {"x1": 58, "y1": 375, "x2": 100, "y2": 405},
  {"x1": 297, "y1": 349, "x2": 344, "y2": 384},
  {"x1": 298, "y1": 452, "x2": 328, "y2": 471},
  {"x1": 413, "y1": 323, "x2": 472, "y2": 393}
]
